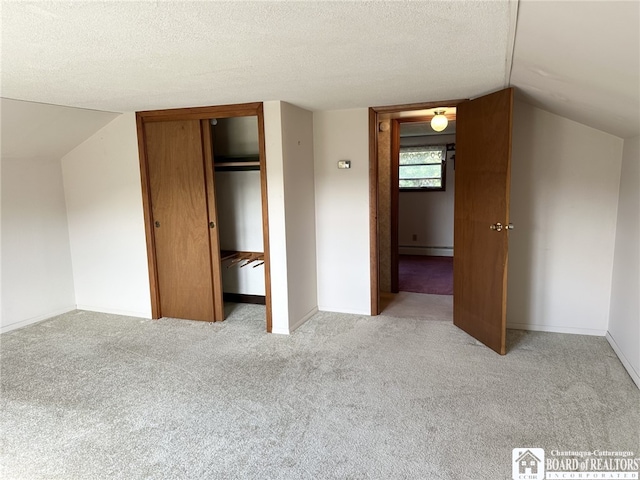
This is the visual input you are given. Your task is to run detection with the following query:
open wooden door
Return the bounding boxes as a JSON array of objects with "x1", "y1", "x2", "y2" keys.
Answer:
[{"x1": 453, "y1": 88, "x2": 513, "y2": 355}]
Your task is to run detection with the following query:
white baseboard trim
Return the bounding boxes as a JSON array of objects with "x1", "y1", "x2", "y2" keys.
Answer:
[
  {"x1": 399, "y1": 246, "x2": 453, "y2": 257},
  {"x1": 1, "y1": 305, "x2": 77, "y2": 334},
  {"x1": 317, "y1": 306, "x2": 371, "y2": 316},
  {"x1": 270, "y1": 329, "x2": 289, "y2": 335},
  {"x1": 606, "y1": 332, "x2": 640, "y2": 389},
  {"x1": 289, "y1": 306, "x2": 318, "y2": 333},
  {"x1": 271, "y1": 306, "x2": 319, "y2": 335},
  {"x1": 508, "y1": 322, "x2": 607, "y2": 337},
  {"x1": 76, "y1": 304, "x2": 151, "y2": 319}
]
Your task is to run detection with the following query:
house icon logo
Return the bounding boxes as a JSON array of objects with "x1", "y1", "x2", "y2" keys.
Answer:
[{"x1": 512, "y1": 448, "x2": 545, "y2": 480}]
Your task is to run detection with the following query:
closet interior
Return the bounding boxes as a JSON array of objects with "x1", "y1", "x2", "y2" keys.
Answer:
[
  {"x1": 137, "y1": 103, "x2": 271, "y2": 331},
  {"x1": 210, "y1": 116, "x2": 266, "y2": 305}
]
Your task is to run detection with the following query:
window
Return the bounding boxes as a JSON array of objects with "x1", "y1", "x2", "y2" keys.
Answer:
[{"x1": 399, "y1": 145, "x2": 446, "y2": 191}]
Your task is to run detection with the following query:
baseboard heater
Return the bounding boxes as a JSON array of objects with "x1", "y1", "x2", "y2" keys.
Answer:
[
  {"x1": 223, "y1": 293, "x2": 266, "y2": 305},
  {"x1": 399, "y1": 246, "x2": 454, "y2": 257}
]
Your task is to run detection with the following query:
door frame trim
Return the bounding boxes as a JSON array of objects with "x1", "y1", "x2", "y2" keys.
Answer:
[
  {"x1": 136, "y1": 102, "x2": 273, "y2": 331},
  {"x1": 368, "y1": 99, "x2": 466, "y2": 315}
]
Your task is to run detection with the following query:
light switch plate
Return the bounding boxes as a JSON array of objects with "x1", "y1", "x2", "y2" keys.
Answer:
[{"x1": 338, "y1": 160, "x2": 351, "y2": 169}]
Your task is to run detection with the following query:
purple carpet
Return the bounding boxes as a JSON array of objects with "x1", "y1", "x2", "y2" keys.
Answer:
[{"x1": 398, "y1": 255, "x2": 453, "y2": 295}]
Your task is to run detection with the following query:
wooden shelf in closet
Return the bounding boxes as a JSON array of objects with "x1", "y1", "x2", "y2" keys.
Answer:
[{"x1": 214, "y1": 155, "x2": 261, "y2": 171}]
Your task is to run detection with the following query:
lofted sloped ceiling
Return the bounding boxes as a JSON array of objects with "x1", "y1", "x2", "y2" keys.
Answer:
[
  {"x1": 511, "y1": 0, "x2": 639, "y2": 139},
  {"x1": 0, "y1": 98, "x2": 119, "y2": 160},
  {"x1": 0, "y1": 1, "x2": 638, "y2": 138}
]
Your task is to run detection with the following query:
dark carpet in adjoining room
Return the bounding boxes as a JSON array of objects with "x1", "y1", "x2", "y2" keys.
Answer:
[{"x1": 399, "y1": 255, "x2": 453, "y2": 295}]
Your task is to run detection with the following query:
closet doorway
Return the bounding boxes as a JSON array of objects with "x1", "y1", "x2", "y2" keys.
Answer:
[{"x1": 136, "y1": 103, "x2": 272, "y2": 332}]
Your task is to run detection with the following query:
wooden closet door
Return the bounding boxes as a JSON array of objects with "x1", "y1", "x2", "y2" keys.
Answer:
[{"x1": 144, "y1": 120, "x2": 215, "y2": 322}]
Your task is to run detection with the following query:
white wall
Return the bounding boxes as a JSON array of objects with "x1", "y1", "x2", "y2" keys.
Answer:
[
  {"x1": 264, "y1": 101, "x2": 290, "y2": 332},
  {"x1": 399, "y1": 133, "x2": 456, "y2": 256},
  {"x1": 264, "y1": 101, "x2": 318, "y2": 333},
  {"x1": 1, "y1": 157, "x2": 76, "y2": 331},
  {"x1": 314, "y1": 109, "x2": 371, "y2": 315},
  {"x1": 216, "y1": 170, "x2": 265, "y2": 295},
  {"x1": 61, "y1": 113, "x2": 151, "y2": 318},
  {"x1": 0, "y1": 98, "x2": 117, "y2": 332},
  {"x1": 607, "y1": 135, "x2": 639, "y2": 388},
  {"x1": 508, "y1": 101, "x2": 624, "y2": 335},
  {"x1": 281, "y1": 102, "x2": 318, "y2": 331}
]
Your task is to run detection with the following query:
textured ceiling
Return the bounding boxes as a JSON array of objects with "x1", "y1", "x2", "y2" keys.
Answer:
[
  {"x1": 1, "y1": 1, "x2": 637, "y2": 139},
  {"x1": 0, "y1": 1, "x2": 514, "y2": 113}
]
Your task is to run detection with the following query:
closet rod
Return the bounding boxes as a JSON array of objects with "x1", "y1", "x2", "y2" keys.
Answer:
[{"x1": 220, "y1": 250, "x2": 265, "y2": 269}]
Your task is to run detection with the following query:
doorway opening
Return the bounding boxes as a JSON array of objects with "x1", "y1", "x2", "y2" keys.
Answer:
[
  {"x1": 369, "y1": 88, "x2": 515, "y2": 355},
  {"x1": 368, "y1": 101, "x2": 463, "y2": 317},
  {"x1": 393, "y1": 118, "x2": 456, "y2": 298}
]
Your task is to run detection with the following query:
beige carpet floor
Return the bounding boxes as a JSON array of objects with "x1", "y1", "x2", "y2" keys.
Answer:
[{"x1": 1, "y1": 304, "x2": 638, "y2": 479}]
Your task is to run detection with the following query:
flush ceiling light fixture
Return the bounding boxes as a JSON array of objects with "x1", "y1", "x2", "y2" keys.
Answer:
[{"x1": 431, "y1": 109, "x2": 448, "y2": 132}]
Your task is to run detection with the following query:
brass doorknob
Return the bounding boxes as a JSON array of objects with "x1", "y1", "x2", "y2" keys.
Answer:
[
  {"x1": 209, "y1": 221, "x2": 215, "y2": 229},
  {"x1": 154, "y1": 221, "x2": 160, "y2": 228},
  {"x1": 490, "y1": 222, "x2": 514, "y2": 232}
]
